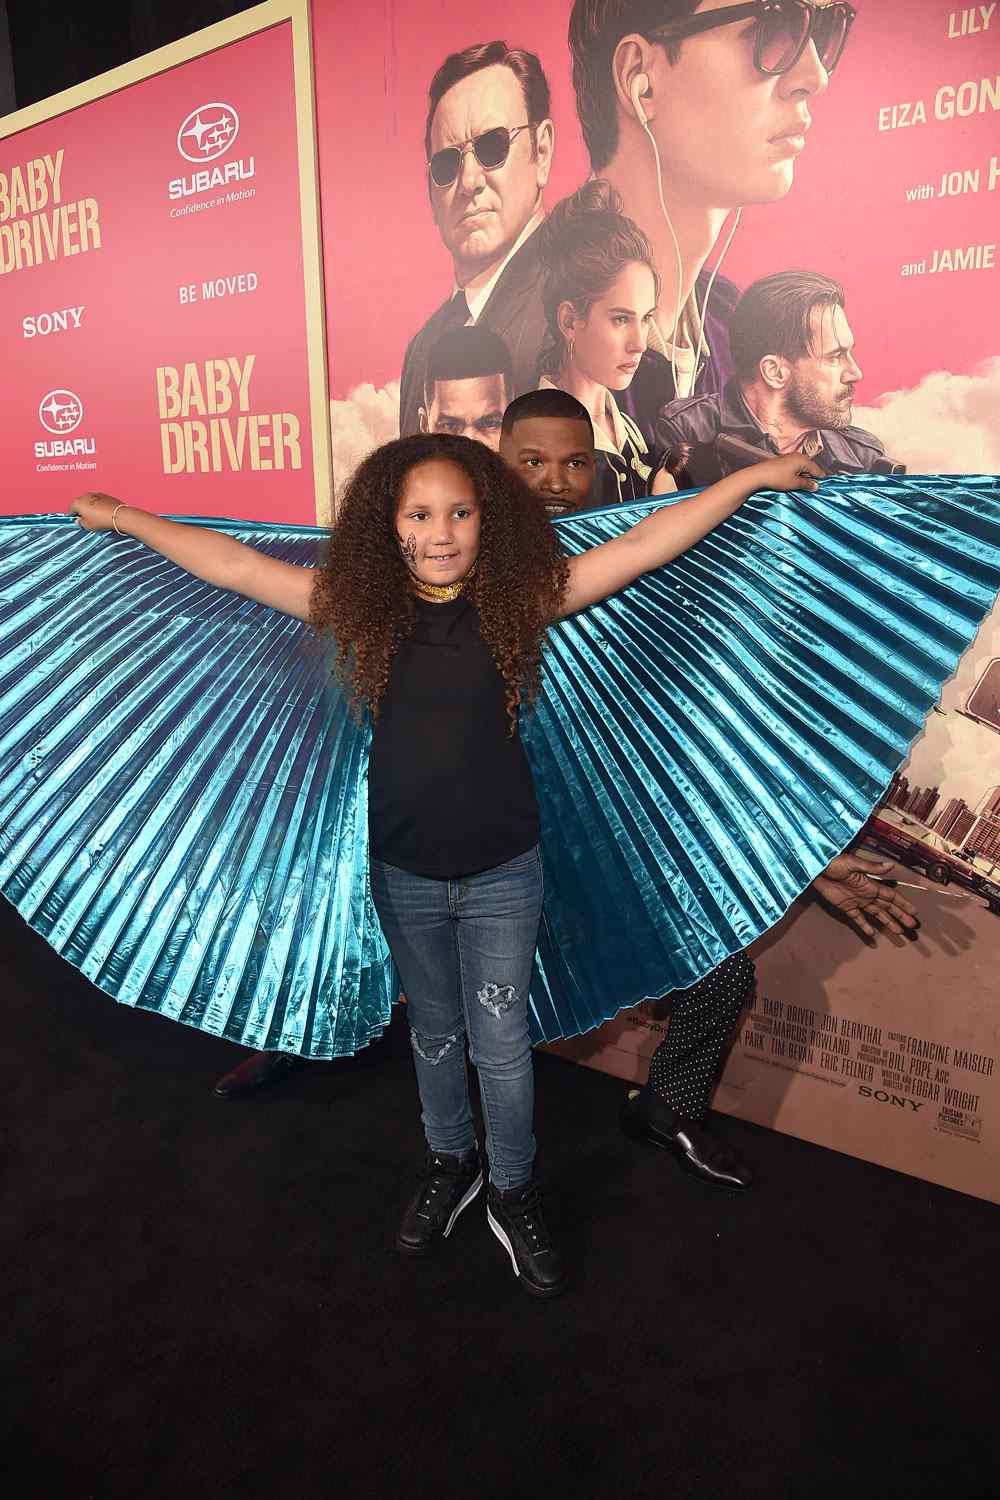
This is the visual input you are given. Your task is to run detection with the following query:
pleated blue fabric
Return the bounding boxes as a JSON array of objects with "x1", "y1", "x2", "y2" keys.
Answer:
[{"x1": 1, "y1": 475, "x2": 998, "y2": 1055}]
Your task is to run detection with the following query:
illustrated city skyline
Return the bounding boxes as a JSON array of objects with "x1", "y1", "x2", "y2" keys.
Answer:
[{"x1": 884, "y1": 775, "x2": 1000, "y2": 863}]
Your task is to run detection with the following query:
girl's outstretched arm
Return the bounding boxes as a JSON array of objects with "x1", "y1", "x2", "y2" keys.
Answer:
[
  {"x1": 556, "y1": 455, "x2": 823, "y2": 619},
  {"x1": 70, "y1": 493, "x2": 316, "y2": 622}
]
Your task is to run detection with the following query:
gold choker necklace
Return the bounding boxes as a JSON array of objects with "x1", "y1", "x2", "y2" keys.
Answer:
[{"x1": 410, "y1": 562, "x2": 476, "y2": 604}]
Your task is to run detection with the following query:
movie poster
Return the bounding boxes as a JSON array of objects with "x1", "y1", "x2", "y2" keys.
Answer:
[
  {"x1": 546, "y1": 598, "x2": 1000, "y2": 1203},
  {"x1": 315, "y1": 0, "x2": 999, "y2": 483},
  {"x1": 313, "y1": 0, "x2": 1000, "y2": 1197}
]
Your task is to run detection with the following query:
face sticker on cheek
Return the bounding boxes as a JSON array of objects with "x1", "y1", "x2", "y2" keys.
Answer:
[{"x1": 396, "y1": 531, "x2": 417, "y2": 570}]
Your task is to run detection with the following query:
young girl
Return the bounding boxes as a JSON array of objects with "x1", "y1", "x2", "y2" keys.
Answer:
[
  {"x1": 535, "y1": 181, "x2": 674, "y2": 506},
  {"x1": 71, "y1": 434, "x2": 820, "y2": 1298}
]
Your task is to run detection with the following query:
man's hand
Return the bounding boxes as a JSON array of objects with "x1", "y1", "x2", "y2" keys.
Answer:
[{"x1": 812, "y1": 848, "x2": 920, "y2": 943}]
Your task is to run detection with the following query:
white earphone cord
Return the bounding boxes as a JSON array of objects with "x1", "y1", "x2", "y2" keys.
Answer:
[{"x1": 638, "y1": 111, "x2": 741, "y2": 395}]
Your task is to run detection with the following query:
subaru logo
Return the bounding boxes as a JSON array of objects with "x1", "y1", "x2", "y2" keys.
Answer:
[
  {"x1": 176, "y1": 103, "x2": 240, "y2": 164},
  {"x1": 39, "y1": 390, "x2": 84, "y2": 435}
]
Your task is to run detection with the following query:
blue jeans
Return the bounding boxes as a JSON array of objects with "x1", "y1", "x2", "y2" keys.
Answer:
[{"x1": 370, "y1": 845, "x2": 543, "y2": 1191}]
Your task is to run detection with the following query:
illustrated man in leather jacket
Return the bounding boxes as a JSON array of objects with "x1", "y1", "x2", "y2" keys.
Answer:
[{"x1": 655, "y1": 271, "x2": 904, "y2": 487}]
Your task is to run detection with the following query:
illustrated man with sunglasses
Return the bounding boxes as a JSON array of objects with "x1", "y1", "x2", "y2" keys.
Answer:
[
  {"x1": 568, "y1": 0, "x2": 856, "y2": 447},
  {"x1": 397, "y1": 41, "x2": 555, "y2": 441}
]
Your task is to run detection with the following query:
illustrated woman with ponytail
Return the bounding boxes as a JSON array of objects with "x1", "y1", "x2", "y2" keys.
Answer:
[{"x1": 535, "y1": 182, "x2": 677, "y2": 506}]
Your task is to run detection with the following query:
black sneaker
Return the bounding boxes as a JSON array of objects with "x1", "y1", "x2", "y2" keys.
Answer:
[
  {"x1": 395, "y1": 1149, "x2": 483, "y2": 1256},
  {"x1": 486, "y1": 1181, "x2": 566, "y2": 1299}
]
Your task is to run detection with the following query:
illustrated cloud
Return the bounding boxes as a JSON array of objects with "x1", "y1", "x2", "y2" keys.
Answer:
[
  {"x1": 855, "y1": 359, "x2": 1000, "y2": 473},
  {"x1": 327, "y1": 382, "x2": 401, "y2": 519}
]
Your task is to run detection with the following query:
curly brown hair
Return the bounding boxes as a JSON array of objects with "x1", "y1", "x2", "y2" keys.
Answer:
[{"x1": 311, "y1": 434, "x2": 569, "y2": 730}]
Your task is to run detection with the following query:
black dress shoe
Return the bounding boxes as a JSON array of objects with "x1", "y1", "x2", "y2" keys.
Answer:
[
  {"x1": 212, "y1": 1050, "x2": 308, "y2": 1098},
  {"x1": 486, "y1": 1181, "x2": 567, "y2": 1299},
  {"x1": 396, "y1": 1149, "x2": 483, "y2": 1256},
  {"x1": 621, "y1": 1089, "x2": 755, "y2": 1190}
]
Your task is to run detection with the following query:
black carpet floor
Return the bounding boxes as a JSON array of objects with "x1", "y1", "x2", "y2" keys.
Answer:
[{"x1": 4, "y1": 900, "x2": 998, "y2": 1500}]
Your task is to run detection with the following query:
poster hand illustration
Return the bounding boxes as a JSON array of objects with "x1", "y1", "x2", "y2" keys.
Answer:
[{"x1": 812, "y1": 849, "x2": 920, "y2": 944}]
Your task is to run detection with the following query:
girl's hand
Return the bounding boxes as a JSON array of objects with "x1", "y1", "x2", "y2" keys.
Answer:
[
  {"x1": 752, "y1": 455, "x2": 824, "y2": 493},
  {"x1": 66, "y1": 498, "x2": 315, "y2": 619},
  {"x1": 70, "y1": 493, "x2": 130, "y2": 531},
  {"x1": 558, "y1": 455, "x2": 822, "y2": 618}
]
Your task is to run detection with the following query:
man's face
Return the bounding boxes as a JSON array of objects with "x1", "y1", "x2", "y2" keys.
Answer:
[
  {"x1": 644, "y1": 0, "x2": 831, "y2": 208},
  {"x1": 419, "y1": 374, "x2": 508, "y2": 450},
  {"x1": 500, "y1": 416, "x2": 596, "y2": 516},
  {"x1": 428, "y1": 64, "x2": 552, "y2": 281},
  {"x1": 785, "y1": 304, "x2": 863, "y2": 431}
]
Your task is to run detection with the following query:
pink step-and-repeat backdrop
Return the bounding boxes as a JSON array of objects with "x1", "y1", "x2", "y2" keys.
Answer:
[
  {"x1": 2, "y1": 0, "x2": 999, "y2": 1197},
  {"x1": 311, "y1": 0, "x2": 1000, "y2": 1203}
]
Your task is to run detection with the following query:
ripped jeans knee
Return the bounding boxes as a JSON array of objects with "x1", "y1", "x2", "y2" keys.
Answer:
[
  {"x1": 409, "y1": 1027, "x2": 463, "y2": 1066},
  {"x1": 476, "y1": 980, "x2": 518, "y2": 1019}
]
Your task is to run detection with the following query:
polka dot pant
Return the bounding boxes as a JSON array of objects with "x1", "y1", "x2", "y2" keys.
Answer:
[{"x1": 645, "y1": 952, "x2": 756, "y2": 1120}]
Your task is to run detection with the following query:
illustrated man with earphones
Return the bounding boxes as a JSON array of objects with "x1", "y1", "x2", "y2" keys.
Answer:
[
  {"x1": 569, "y1": 1, "x2": 865, "y2": 1185},
  {"x1": 568, "y1": 0, "x2": 855, "y2": 446}
]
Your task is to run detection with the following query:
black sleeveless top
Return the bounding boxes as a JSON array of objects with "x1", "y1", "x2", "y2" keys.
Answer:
[{"x1": 368, "y1": 597, "x2": 540, "y2": 879}]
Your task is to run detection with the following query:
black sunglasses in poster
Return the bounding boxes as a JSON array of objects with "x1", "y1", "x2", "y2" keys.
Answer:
[
  {"x1": 428, "y1": 124, "x2": 533, "y2": 188},
  {"x1": 653, "y1": 0, "x2": 856, "y2": 77}
]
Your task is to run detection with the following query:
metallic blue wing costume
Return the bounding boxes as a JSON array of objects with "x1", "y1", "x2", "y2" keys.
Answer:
[{"x1": 2, "y1": 476, "x2": 998, "y2": 1054}]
